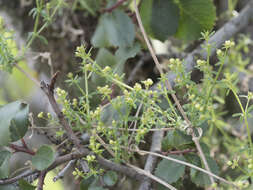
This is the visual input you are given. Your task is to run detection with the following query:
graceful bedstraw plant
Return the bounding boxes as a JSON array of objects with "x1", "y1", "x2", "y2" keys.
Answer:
[{"x1": 34, "y1": 33, "x2": 253, "y2": 187}]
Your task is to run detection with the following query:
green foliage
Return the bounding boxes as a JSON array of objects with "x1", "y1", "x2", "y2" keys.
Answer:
[
  {"x1": 175, "y1": 0, "x2": 216, "y2": 41},
  {"x1": 91, "y1": 10, "x2": 135, "y2": 48},
  {"x1": 103, "y1": 171, "x2": 118, "y2": 186},
  {"x1": 0, "y1": 101, "x2": 29, "y2": 146},
  {"x1": 140, "y1": 0, "x2": 179, "y2": 41},
  {"x1": 0, "y1": 19, "x2": 15, "y2": 73},
  {"x1": 1, "y1": 0, "x2": 253, "y2": 189},
  {"x1": 0, "y1": 150, "x2": 11, "y2": 179},
  {"x1": 155, "y1": 155, "x2": 186, "y2": 184},
  {"x1": 19, "y1": 179, "x2": 36, "y2": 190},
  {"x1": 162, "y1": 129, "x2": 192, "y2": 149},
  {"x1": 32, "y1": 145, "x2": 55, "y2": 171},
  {"x1": 185, "y1": 154, "x2": 219, "y2": 186},
  {"x1": 140, "y1": 0, "x2": 216, "y2": 41}
]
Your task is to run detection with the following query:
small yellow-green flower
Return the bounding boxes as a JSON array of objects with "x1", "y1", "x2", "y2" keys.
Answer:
[
  {"x1": 67, "y1": 72, "x2": 73, "y2": 78},
  {"x1": 224, "y1": 40, "x2": 235, "y2": 49},
  {"x1": 134, "y1": 83, "x2": 142, "y2": 91},
  {"x1": 37, "y1": 112, "x2": 44, "y2": 118},
  {"x1": 216, "y1": 49, "x2": 223, "y2": 56}
]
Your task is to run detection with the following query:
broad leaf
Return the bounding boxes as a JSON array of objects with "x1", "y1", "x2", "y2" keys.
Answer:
[
  {"x1": 32, "y1": 145, "x2": 55, "y2": 171},
  {"x1": 185, "y1": 154, "x2": 219, "y2": 187},
  {"x1": 140, "y1": 0, "x2": 179, "y2": 41},
  {"x1": 0, "y1": 101, "x2": 29, "y2": 146},
  {"x1": 162, "y1": 129, "x2": 192, "y2": 149},
  {"x1": 155, "y1": 155, "x2": 185, "y2": 184},
  {"x1": 103, "y1": 171, "x2": 118, "y2": 186},
  {"x1": 176, "y1": 0, "x2": 216, "y2": 41},
  {"x1": 91, "y1": 10, "x2": 135, "y2": 48},
  {"x1": 115, "y1": 42, "x2": 141, "y2": 64}
]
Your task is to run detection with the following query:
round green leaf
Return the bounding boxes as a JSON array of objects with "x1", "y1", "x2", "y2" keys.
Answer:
[
  {"x1": 155, "y1": 155, "x2": 185, "y2": 184},
  {"x1": 140, "y1": 0, "x2": 179, "y2": 41},
  {"x1": 32, "y1": 145, "x2": 55, "y2": 171},
  {"x1": 103, "y1": 171, "x2": 118, "y2": 186},
  {"x1": 0, "y1": 101, "x2": 29, "y2": 146}
]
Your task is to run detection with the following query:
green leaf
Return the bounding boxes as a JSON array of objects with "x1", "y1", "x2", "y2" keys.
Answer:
[
  {"x1": 32, "y1": 145, "x2": 55, "y2": 171},
  {"x1": 103, "y1": 171, "x2": 118, "y2": 186},
  {"x1": 91, "y1": 10, "x2": 135, "y2": 48},
  {"x1": 0, "y1": 150, "x2": 11, "y2": 166},
  {"x1": 175, "y1": 0, "x2": 216, "y2": 41},
  {"x1": 155, "y1": 155, "x2": 185, "y2": 184},
  {"x1": 91, "y1": 48, "x2": 117, "y2": 86},
  {"x1": 91, "y1": 23, "x2": 110, "y2": 48},
  {"x1": 78, "y1": 0, "x2": 101, "y2": 16},
  {"x1": 0, "y1": 150, "x2": 11, "y2": 179},
  {"x1": 80, "y1": 176, "x2": 95, "y2": 190},
  {"x1": 162, "y1": 129, "x2": 192, "y2": 149},
  {"x1": 0, "y1": 184, "x2": 17, "y2": 190},
  {"x1": 0, "y1": 101, "x2": 29, "y2": 146},
  {"x1": 37, "y1": 34, "x2": 48, "y2": 45},
  {"x1": 88, "y1": 187, "x2": 108, "y2": 190},
  {"x1": 140, "y1": 0, "x2": 179, "y2": 41},
  {"x1": 19, "y1": 179, "x2": 36, "y2": 190},
  {"x1": 115, "y1": 42, "x2": 141, "y2": 64},
  {"x1": 100, "y1": 97, "x2": 131, "y2": 126},
  {"x1": 185, "y1": 154, "x2": 219, "y2": 187}
]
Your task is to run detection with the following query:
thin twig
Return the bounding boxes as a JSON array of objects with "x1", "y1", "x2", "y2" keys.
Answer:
[
  {"x1": 131, "y1": 148, "x2": 237, "y2": 187},
  {"x1": 14, "y1": 63, "x2": 40, "y2": 87},
  {"x1": 128, "y1": 103, "x2": 143, "y2": 146},
  {"x1": 134, "y1": 0, "x2": 215, "y2": 184}
]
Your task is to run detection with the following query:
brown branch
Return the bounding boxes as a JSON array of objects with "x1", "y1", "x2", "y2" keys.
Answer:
[
  {"x1": 40, "y1": 73, "x2": 84, "y2": 153},
  {"x1": 102, "y1": 0, "x2": 128, "y2": 13},
  {"x1": 37, "y1": 171, "x2": 47, "y2": 190},
  {"x1": 0, "y1": 150, "x2": 146, "y2": 185},
  {"x1": 9, "y1": 143, "x2": 35, "y2": 155}
]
